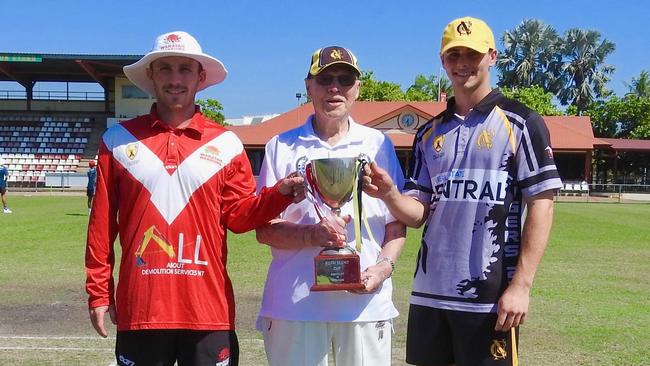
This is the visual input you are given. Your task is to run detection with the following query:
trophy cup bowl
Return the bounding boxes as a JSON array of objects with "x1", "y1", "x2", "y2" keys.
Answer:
[
  {"x1": 298, "y1": 156, "x2": 366, "y2": 291},
  {"x1": 311, "y1": 158, "x2": 358, "y2": 212}
]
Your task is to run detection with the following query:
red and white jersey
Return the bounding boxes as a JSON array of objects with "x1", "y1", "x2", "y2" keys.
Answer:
[{"x1": 86, "y1": 105, "x2": 291, "y2": 331}]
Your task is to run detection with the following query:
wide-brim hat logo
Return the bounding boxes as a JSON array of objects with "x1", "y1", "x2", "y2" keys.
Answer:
[{"x1": 123, "y1": 31, "x2": 228, "y2": 96}]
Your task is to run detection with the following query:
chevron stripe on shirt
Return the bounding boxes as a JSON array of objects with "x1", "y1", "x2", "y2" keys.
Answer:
[{"x1": 86, "y1": 109, "x2": 291, "y2": 331}]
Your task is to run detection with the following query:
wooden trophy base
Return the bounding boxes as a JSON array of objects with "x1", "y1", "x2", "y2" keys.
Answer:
[{"x1": 311, "y1": 248, "x2": 364, "y2": 291}]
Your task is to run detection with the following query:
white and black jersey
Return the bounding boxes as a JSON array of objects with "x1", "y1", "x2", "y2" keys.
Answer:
[{"x1": 404, "y1": 89, "x2": 562, "y2": 313}]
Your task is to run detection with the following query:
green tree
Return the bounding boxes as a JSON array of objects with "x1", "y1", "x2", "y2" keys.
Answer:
[
  {"x1": 624, "y1": 70, "x2": 650, "y2": 98},
  {"x1": 501, "y1": 86, "x2": 562, "y2": 116},
  {"x1": 196, "y1": 98, "x2": 226, "y2": 125},
  {"x1": 404, "y1": 74, "x2": 452, "y2": 101},
  {"x1": 358, "y1": 71, "x2": 405, "y2": 101},
  {"x1": 497, "y1": 19, "x2": 560, "y2": 90},
  {"x1": 585, "y1": 95, "x2": 650, "y2": 138},
  {"x1": 552, "y1": 28, "x2": 615, "y2": 113}
]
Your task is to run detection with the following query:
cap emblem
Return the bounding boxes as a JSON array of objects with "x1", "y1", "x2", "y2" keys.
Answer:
[
  {"x1": 456, "y1": 21, "x2": 472, "y2": 36},
  {"x1": 330, "y1": 49, "x2": 343, "y2": 60}
]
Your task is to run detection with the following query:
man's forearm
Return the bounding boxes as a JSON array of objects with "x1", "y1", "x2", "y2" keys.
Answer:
[
  {"x1": 256, "y1": 219, "x2": 314, "y2": 250},
  {"x1": 383, "y1": 189, "x2": 429, "y2": 228}
]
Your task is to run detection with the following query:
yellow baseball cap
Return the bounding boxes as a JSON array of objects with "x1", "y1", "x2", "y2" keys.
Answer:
[
  {"x1": 440, "y1": 17, "x2": 495, "y2": 55},
  {"x1": 308, "y1": 46, "x2": 361, "y2": 77}
]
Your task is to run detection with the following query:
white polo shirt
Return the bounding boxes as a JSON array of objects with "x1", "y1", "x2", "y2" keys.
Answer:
[{"x1": 256, "y1": 115, "x2": 405, "y2": 323}]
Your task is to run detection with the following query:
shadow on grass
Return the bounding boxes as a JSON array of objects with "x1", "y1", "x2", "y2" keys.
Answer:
[{"x1": 65, "y1": 213, "x2": 88, "y2": 217}]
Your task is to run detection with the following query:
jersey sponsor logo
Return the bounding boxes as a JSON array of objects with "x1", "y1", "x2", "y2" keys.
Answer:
[
  {"x1": 134, "y1": 225, "x2": 209, "y2": 276},
  {"x1": 504, "y1": 200, "x2": 521, "y2": 281},
  {"x1": 135, "y1": 225, "x2": 175, "y2": 266},
  {"x1": 199, "y1": 145, "x2": 224, "y2": 166},
  {"x1": 433, "y1": 169, "x2": 510, "y2": 204},
  {"x1": 433, "y1": 134, "x2": 444, "y2": 152},
  {"x1": 126, "y1": 143, "x2": 139, "y2": 160},
  {"x1": 490, "y1": 338, "x2": 508, "y2": 360},
  {"x1": 476, "y1": 128, "x2": 495, "y2": 150},
  {"x1": 105, "y1": 126, "x2": 243, "y2": 224}
]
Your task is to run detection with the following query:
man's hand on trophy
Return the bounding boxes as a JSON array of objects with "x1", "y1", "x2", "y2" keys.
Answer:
[
  {"x1": 306, "y1": 215, "x2": 351, "y2": 248},
  {"x1": 278, "y1": 172, "x2": 306, "y2": 203},
  {"x1": 362, "y1": 162, "x2": 399, "y2": 200}
]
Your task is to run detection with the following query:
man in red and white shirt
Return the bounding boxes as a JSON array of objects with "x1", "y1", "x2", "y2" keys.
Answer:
[{"x1": 85, "y1": 31, "x2": 303, "y2": 366}]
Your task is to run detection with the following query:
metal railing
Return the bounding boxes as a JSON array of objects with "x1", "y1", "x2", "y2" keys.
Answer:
[
  {"x1": 0, "y1": 90, "x2": 104, "y2": 101},
  {"x1": 556, "y1": 183, "x2": 650, "y2": 203}
]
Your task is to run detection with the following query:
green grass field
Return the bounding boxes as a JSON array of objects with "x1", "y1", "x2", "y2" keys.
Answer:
[{"x1": 0, "y1": 195, "x2": 649, "y2": 365}]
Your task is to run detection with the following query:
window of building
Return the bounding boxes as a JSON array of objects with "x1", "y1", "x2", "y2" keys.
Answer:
[{"x1": 122, "y1": 85, "x2": 149, "y2": 99}]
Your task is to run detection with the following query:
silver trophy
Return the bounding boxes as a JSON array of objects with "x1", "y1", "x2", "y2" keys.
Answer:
[{"x1": 296, "y1": 155, "x2": 370, "y2": 291}]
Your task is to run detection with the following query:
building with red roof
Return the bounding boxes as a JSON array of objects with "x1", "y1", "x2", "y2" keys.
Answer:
[{"x1": 228, "y1": 101, "x2": 618, "y2": 183}]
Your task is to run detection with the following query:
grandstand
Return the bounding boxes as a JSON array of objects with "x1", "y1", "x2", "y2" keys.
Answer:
[
  {"x1": 0, "y1": 53, "x2": 149, "y2": 188},
  {"x1": 2, "y1": 53, "x2": 648, "y2": 194}
]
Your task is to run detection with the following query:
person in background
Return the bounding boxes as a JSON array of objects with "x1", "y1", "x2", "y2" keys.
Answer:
[
  {"x1": 86, "y1": 160, "x2": 96, "y2": 215},
  {"x1": 255, "y1": 45, "x2": 406, "y2": 366},
  {"x1": 85, "y1": 30, "x2": 304, "y2": 366},
  {"x1": 0, "y1": 158, "x2": 11, "y2": 214},
  {"x1": 364, "y1": 16, "x2": 562, "y2": 366}
]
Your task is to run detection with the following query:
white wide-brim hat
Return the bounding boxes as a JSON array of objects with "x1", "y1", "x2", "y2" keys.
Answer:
[{"x1": 123, "y1": 31, "x2": 227, "y2": 96}]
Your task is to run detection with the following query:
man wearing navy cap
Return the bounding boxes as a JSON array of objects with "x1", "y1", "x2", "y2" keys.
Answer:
[{"x1": 256, "y1": 46, "x2": 406, "y2": 366}]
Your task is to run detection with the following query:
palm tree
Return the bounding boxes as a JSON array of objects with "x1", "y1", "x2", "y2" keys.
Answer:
[
  {"x1": 496, "y1": 19, "x2": 560, "y2": 90},
  {"x1": 405, "y1": 74, "x2": 453, "y2": 101},
  {"x1": 624, "y1": 70, "x2": 650, "y2": 98},
  {"x1": 552, "y1": 28, "x2": 615, "y2": 113}
]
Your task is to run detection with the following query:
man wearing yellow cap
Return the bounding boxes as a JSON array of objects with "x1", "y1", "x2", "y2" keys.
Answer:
[{"x1": 364, "y1": 17, "x2": 562, "y2": 365}]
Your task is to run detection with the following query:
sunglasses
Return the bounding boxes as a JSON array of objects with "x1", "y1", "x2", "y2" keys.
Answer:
[{"x1": 314, "y1": 73, "x2": 358, "y2": 87}]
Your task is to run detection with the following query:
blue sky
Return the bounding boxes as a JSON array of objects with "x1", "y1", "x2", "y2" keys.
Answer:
[{"x1": 2, "y1": 0, "x2": 647, "y2": 118}]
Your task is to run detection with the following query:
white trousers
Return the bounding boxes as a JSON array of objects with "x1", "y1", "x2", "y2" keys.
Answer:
[{"x1": 260, "y1": 317, "x2": 393, "y2": 366}]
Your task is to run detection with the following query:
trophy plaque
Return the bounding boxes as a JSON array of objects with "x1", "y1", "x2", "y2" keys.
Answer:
[{"x1": 297, "y1": 155, "x2": 369, "y2": 291}]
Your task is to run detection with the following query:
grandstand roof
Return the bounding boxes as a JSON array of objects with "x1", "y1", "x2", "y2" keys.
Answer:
[
  {"x1": 229, "y1": 102, "x2": 603, "y2": 151},
  {"x1": 0, "y1": 53, "x2": 142, "y2": 87}
]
